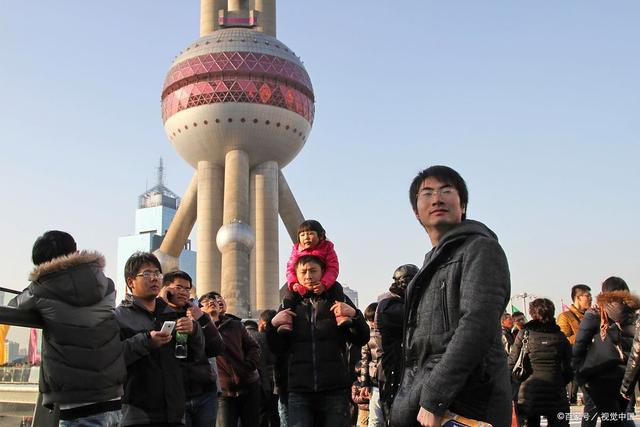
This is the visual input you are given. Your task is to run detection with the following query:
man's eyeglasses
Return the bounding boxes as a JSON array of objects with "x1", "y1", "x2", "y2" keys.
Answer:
[
  {"x1": 170, "y1": 285, "x2": 191, "y2": 293},
  {"x1": 136, "y1": 270, "x2": 163, "y2": 280},
  {"x1": 417, "y1": 187, "x2": 457, "y2": 200}
]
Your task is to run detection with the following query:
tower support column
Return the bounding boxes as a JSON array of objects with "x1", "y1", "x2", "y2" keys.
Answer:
[
  {"x1": 218, "y1": 150, "x2": 253, "y2": 317},
  {"x1": 197, "y1": 161, "x2": 224, "y2": 296},
  {"x1": 251, "y1": 161, "x2": 279, "y2": 315},
  {"x1": 278, "y1": 171, "x2": 304, "y2": 243}
]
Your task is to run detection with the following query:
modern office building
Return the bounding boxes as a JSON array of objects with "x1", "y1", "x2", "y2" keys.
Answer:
[{"x1": 116, "y1": 160, "x2": 196, "y2": 294}]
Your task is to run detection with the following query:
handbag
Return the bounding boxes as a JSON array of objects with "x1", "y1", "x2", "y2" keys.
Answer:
[
  {"x1": 511, "y1": 330, "x2": 531, "y2": 382},
  {"x1": 577, "y1": 323, "x2": 625, "y2": 382}
]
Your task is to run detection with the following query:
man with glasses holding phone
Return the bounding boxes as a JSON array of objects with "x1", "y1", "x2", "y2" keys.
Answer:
[
  {"x1": 116, "y1": 252, "x2": 194, "y2": 426},
  {"x1": 391, "y1": 166, "x2": 512, "y2": 427},
  {"x1": 161, "y1": 271, "x2": 225, "y2": 427}
]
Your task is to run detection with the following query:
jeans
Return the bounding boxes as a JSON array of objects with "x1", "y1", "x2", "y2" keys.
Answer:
[
  {"x1": 580, "y1": 385, "x2": 598, "y2": 427},
  {"x1": 368, "y1": 387, "x2": 384, "y2": 427},
  {"x1": 59, "y1": 410, "x2": 121, "y2": 427},
  {"x1": 186, "y1": 391, "x2": 218, "y2": 427},
  {"x1": 288, "y1": 389, "x2": 349, "y2": 427},
  {"x1": 278, "y1": 393, "x2": 288, "y2": 427},
  {"x1": 217, "y1": 381, "x2": 261, "y2": 427}
]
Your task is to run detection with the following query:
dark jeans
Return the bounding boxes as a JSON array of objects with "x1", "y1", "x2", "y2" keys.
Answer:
[
  {"x1": 580, "y1": 385, "x2": 598, "y2": 427},
  {"x1": 288, "y1": 389, "x2": 349, "y2": 427},
  {"x1": 186, "y1": 391, "x2": 218, "y2": 427},
  {"x1": 218, "y1": 381, "x2": 261, "y2": 427},
  {"x1": 260, "y1": 391, "x2": 280, "y2": 427},
  {"x1": 278, "y1": 393, "x2": 288, "y2": 427},
  {"x1": 586, "y1": 378, "x2": 635, "y2": 427}
]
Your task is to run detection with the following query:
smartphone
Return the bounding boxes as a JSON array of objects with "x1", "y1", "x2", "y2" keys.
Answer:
[{"x1": 160, "y1": 321, "x2": 176, "y2": 335}]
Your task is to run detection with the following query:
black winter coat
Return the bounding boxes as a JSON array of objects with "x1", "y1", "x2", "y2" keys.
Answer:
[
  {"x1": 116, "y1": 295, "x2": 196, "y2": 426},
  {"x1": 375, "y1": 291, "x2": 404, "y2": 399},
  {"x1": 10, "y1": 251, "x2": 125, "y2": 408},
  {"x1": 507, "y1": 320, "x2": 572, "y2": 416},
  {"x1": 215, "y1": 314, "x2": 261, "y2": 396},
  {"x1": 267, "y1": 290, "x2": 370, "y2": 393},
  {"x1": 391, "y1": 220, "x2": 512, "y2": 427}
]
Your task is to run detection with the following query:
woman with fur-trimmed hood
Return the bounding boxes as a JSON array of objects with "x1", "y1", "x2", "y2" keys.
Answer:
[
  {"x1": 9, "y1": 231, "x2": 125, "y2": 426},
  {"x1": 572, "y1": 276, "x2": 639, "y2": 424}
]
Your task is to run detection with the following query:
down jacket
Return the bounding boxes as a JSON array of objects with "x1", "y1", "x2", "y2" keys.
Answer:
[
  {"x1": 507, "y1": 320, "x2": 572, "y2": 417},
  {"x1": 266, "y1": 290, "x2": 370, "y2": 393},
  {"x1": 10, "y1": 251, "x2": 125, "y2": 408},
  {"x1": 391, "y1": 220, "x2": 512, "y2": 427}
]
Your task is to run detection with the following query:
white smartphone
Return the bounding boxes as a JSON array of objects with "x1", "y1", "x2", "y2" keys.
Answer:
[{"x1": 159, "y1": 321, "x2": 176, "y2": 335}]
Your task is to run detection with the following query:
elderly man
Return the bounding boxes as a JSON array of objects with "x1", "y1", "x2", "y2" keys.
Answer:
[{"x1": 391, "y1": 165, "x2": 511, "y2": 427}]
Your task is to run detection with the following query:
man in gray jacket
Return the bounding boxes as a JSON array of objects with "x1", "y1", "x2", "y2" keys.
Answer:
[{"x1": 391, "y1": 166, "x2": 511, "y2": 427}]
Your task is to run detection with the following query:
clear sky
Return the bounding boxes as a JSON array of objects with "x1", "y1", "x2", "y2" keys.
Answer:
[{"x1": 1, "y1": 1, "x2": 638, "y2": 316}]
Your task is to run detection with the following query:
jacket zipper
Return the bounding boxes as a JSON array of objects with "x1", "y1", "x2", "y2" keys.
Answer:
[
  {"x1": 310, "y1": 299, "x2": 318, "y2": 391},
  {"x1": 440, "y1": 280, "x2": 450, "y2": 331}
]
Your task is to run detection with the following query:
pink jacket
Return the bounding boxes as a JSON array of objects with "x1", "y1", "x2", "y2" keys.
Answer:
[{"x1": 286, "y1": 239, "x2": 339, "y2": 290}]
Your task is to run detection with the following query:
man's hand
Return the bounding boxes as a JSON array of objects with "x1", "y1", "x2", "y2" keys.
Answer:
[
  {"x1": 417, "y1": 407, "x2": 442, "y2": 427},
  {"x1": 176, "y1": 317, "x2": 194, "y2": 334},
  {"x1": 149, "y1": 330, "x2": 172, "y2": 348},
  {"x1": 187, "y1": 301, "x2": 204, "y2": 321},
  {"x1": 271, "y1": 308, "x2": 297, "y2": 327},
  {"x1": 330, "y1": 302, "x2": 356, "y2": 319}
]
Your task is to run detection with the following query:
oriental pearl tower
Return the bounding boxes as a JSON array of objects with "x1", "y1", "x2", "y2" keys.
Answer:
[{"x1": 154, "y1": 0, "x2": 314, "y2": 317}]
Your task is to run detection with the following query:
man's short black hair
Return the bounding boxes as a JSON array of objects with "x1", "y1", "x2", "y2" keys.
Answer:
[
  {"x1": 512, "y1": 311, "x2": 525, "y2": 319},
  {"x1": 295, "y1": 255, "x2": 326, "y2": 272},
  {"x1": 500, "y1": 312, "x2": 512, "y2": 322},
  {"x1": 364, "y1": 302, "x2": 378, "y2": 322},
  {"x1": 162, "y1": 270, "x2": 193, "y2": 288},
  {"x1": 570, "y1": 284, "x2": 591, "y2": 301},
  {"x1": 602, "y1": 276, "x2": 629, "y2": 293},
  {"x1": 124, "y1": 252, "x2": 162, "y2": 288},
  {"x1": 409, "y1": 165, "x2": 469, "y2": 220},
  {"x1": 244, "y1": 319, "x2": 258, "y2": 329},
  {"x1": 32, "y1": 230, "x2": 77, "y2": 265}
]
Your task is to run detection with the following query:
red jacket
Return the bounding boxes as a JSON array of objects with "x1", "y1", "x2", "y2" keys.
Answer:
[{"x1": 286, "y1": 239, "x2": 339, "y2": 290}]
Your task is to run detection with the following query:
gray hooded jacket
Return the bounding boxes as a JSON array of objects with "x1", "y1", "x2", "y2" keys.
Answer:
[
  {"x1": 391, "y1": 220, "x2": 511, "y2": 426},
  {"x1": 10, "y1": 251, "x2": 125, "y2": 408}
]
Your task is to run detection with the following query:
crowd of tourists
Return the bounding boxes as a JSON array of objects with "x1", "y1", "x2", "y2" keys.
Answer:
[{"x1": 5, "y1": 165, "x2": 639, "y2": 427}]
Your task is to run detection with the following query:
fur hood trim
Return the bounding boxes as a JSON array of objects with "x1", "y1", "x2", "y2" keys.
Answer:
[
  {"x1": 29, "y1": 250, "x2": 105, "y2": 281},
  {"x1": 596, "y1": 290, "x2": 640, "y2": 311}
]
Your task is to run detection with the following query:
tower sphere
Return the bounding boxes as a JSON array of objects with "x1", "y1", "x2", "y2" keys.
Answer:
[{"x1": 162, "y1": 28, "x2": 315, "y2": 168}]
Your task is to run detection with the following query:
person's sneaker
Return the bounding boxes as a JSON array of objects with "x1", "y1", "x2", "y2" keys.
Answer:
[{"x1": 336, "y1": 316, "x2": 352, "y2": 328}]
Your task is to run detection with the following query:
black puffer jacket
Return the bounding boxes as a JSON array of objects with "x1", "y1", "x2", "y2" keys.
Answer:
[
  {"x1": 267, "y1": 290, "x2": 370, "y2": 393},
  {"x1": 391, "y1": 220, "x2": 511, "y2": 427},
  {"x1": 508, "y1": 320, "x2": 572, "y2": 416},
  {"x1": 10, "y1": 251, "x2": 125, "y2": 408},
  {"x1": 621, "y1": 319, "x2": 640, "y2": 396}
]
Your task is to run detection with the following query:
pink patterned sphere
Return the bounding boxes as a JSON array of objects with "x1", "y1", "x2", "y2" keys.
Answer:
[{"x1": 162, "y1": 28, "x2": 314, "y2": 168}]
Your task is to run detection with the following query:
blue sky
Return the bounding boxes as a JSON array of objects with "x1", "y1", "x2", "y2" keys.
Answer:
[{"x1": 1, "y1": 1, "x2": 638, "y2": 314}]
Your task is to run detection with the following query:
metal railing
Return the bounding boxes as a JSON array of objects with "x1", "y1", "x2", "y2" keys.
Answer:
[{"x1": 0, "y1": 287, "x2": 57, "y2": 427}]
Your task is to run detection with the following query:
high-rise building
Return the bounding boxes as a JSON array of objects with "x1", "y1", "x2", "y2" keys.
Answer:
[{"x1": 116, "y1": 160, "x2": 196, "y2": 295}]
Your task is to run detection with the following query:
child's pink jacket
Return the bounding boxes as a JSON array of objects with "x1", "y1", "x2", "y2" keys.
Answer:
[{"x1": 286, "y1": 239, "x2": 339, "y2": 289}]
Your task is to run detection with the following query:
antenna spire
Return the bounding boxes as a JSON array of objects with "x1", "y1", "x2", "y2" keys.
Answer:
[{"x1": 157, "y1": 158, "x2": 165, "y2": 187}]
